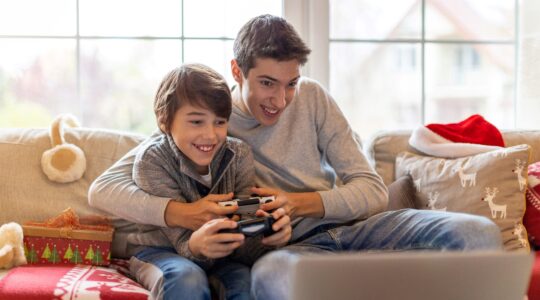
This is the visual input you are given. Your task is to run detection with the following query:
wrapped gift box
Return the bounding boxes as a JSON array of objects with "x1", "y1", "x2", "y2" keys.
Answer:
[{"x1": 23, "y1": 224, "x2": 113, "y2": 266}]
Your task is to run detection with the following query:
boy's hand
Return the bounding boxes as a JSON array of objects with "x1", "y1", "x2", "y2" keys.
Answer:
[
  {"x1": 166, "y1": 193, "x2": 239, "y2": 230},
  {"x1": 256, "y1": 208, "x2": 292, "y2": 247},
  {"x1": 252, "y1": 187, "x2": 297, "y2": 218},
  {"x1": 188, "y1": 218, "x2": 244, "y2": 259}
]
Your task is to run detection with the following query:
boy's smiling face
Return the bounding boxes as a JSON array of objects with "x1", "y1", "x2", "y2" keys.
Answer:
[
  {"x1": 232, "y1": 58, "x2": 301, "y2": 126},
  {"x1": 169, "y1": 102, "x2": 228, "y2": 174}
]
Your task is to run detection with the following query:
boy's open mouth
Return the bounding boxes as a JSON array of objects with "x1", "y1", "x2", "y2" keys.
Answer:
[
  {"x1": 194, "y1": 144, "x2": 215, "y2": 152},
  {"x1": 261, "y1": 105, "x2": 279, "y2": 116}
]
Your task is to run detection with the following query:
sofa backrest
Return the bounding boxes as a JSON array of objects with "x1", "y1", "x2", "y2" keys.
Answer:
[
  {"x1": 364, "y1": 129, "x2": 540, "y2": 186},
  {"x1": 0, "y1": 128, "x2": 146, "y2": 256}
]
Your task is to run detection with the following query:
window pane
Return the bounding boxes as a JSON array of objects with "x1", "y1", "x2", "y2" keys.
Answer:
[
  {"x1": 183, "y1": 0, "x2": 282, "y2": 38},
  {"x1": 79, "y1": 0, "x2": 182, "y2": 37},
  {"x1": 0, "y1": 0, "x2": 75, "y2": 35},
  {"x1": 329, "y1": 42, "x2": 422, "y2": 139},
  {"x1": 330, "y1": 0, "x2": 420, "y2": 40},
  {"x1": 426, "y1": 0, "x2": 515, "y2": 40},
  {"x1": 80, "y1": 40, "x2": 182, "y2": 133},
  {"x1": 0, "y1": 39, "x2": 77, "y2": 127},
  {"x1": 184, "y1": 40, "x2": 234, "y2": 85},
  {"x1": 517, "y1": 0, "x2": 540, "y2": 129},
  {"x1": 425, "y1": 44, "x2": 514, "y2": 128}
]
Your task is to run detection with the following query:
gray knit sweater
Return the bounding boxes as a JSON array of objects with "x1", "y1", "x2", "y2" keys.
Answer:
[
  {"x1": 228, "y1": 77, "x2": 388, "y2": 240},
  {"x1": 89, "y1": 77, "x2": 388, "y2": 247}
]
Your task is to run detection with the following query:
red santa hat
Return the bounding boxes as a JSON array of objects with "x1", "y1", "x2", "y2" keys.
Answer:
[{"x1": 409, "y1": 114, "x2": 505, "y2": 158}]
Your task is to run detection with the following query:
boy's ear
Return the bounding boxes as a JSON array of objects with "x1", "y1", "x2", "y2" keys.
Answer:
[
  {"x1": 158, "y1": 120, "x2": 167, "y2": 133},
  {"x1": 231, "y1": 59, "x2": 243, "y2": 84}
]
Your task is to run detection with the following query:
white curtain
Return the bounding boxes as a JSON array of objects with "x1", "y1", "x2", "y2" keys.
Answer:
[{"x1": 518, "y1": 0, "x2": 540, "y2": 128}]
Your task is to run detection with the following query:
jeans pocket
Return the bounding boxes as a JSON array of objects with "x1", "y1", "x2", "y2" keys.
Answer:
[{"x1": 327, "y1": 227, "x2": 344, "y2": 250}]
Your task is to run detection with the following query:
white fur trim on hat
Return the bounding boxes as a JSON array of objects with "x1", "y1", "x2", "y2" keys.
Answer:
[{"x1": 409, "y1": 126, "x2": 502, "y2": 158}]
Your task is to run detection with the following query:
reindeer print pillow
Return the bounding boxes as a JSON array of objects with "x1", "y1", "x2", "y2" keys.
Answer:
[{"x1": 395, "y1": 144, "x2": 531, "y2": 251}]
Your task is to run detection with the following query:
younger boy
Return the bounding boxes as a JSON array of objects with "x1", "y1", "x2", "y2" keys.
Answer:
[{"x1": 129, "y1": 63, "x2": 291, "y2": 300}]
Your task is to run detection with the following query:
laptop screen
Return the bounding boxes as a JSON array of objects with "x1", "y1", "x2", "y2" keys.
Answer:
[{"x1": 291, "y1": 251, "x2": 533, "y2": 300}]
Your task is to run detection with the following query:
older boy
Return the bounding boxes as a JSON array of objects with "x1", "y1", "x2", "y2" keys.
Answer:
[
  {"x1": 90, "y1": 15, "x2": 501, "y2": 300},
  {"x1": 226, "y1": 15, "x2": 501, "y2": 299}
]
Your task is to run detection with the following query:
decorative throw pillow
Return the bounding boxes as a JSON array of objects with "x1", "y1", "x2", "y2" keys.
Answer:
[
  {"x1": 395, "y1": 144, "x2": 531, "y2": 251},
  {"x1": 524, "y1": 162, "x2": 540, "y2": 249},
  {"x1": 0, "y1": 264, "x2": 150, "y2": 299},
  {"x1": 387, "y1": 175, "x2": 416, "y2": 211}
]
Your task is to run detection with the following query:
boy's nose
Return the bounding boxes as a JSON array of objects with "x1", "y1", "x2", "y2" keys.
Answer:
[
  {"x1": 202, "y1": 125, "x2": 218, "y2": 140},
  {"x1": 272, "y1": 87, "x2": 287, "y2": 109}
]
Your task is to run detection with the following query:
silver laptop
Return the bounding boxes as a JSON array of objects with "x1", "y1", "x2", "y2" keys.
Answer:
[{"x1": 290, "y1": 251, "x2": 533, "y2": 300}]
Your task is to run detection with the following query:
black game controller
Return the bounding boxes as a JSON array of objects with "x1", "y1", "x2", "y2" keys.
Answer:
[
  {"x1": 219, "y1": 196, "x2": 275, "y2": 217},
  {"x1": 219, "y1": 216, "x2": 276, "y2": 237}
]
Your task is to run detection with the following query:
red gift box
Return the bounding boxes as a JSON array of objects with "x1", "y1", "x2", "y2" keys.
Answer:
[{"x1": 23, "y1": 225, "x2": 113, "y2": 266}]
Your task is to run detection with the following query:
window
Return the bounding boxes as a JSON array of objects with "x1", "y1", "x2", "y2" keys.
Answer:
[
  {"x1": 395, "y1": 46, "x2": 417, "y2": 72},
  {"x1": 328, "y1": 0, "x2": 517, "y2": 139},
  {"x1": 1, "y1": 1, "x2": 527, "y2": 140},
  {"x1": 0, "y1": 0, "x2": 281, "y2": 133},
  {"x1": 456, "y1": 46, "x2": 480, "y2": 71}
]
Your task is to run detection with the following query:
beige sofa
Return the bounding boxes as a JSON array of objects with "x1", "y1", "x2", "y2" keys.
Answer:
[
  {"x1": 364, "y1": 129, "x2": 540, "y2": 300},
  {"x1": 0, "y1": 128, "x2": 146, "y2": 284},
  {"x1": 1, "y1": 127, "x2": 540, "y2": 298},
  {"x1": 0, "y1": 128, "x2": 154, "y2": 299}
]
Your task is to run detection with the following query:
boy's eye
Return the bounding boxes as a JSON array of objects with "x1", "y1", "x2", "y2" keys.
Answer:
[
  {"x1": 215, "y1": 120, "x2": 228, "y2": 126},
  {"x1": 189, "y1": 120, "x2": 203, "y2": 125},
  {"x1": 288, "y1": 81, "x2": 298, "y2": 88},
  {"x1": 260, "y1": 80, "x2": 273, "y2": 87}
]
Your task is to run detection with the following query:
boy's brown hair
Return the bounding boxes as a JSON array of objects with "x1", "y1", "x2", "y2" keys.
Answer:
[
  {"x1": 233, "y1": 14, "x2": 311, "y2": 76},
  {"x1": 154, "y1": 63, "x2": 232, "y2": 133}
]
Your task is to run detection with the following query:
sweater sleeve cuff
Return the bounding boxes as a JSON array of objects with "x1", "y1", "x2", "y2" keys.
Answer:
[
  {"x1": 317, "y1": 190, "x2": 341, "y2": 220},
  {"x1": 151, "y1": 196, "x2": 171, "y2": 227},
  {"x1": 177, "y1": 240, "x2": 215, "y2": 269}
]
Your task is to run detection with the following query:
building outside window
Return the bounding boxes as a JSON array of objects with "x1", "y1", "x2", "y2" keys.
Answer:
[
  {"x1": 0, "y1": 0, "x2": 281, "y2": 133},
  {"x1": 329, "y1": 0, "x2": 516, "y2": 139}
]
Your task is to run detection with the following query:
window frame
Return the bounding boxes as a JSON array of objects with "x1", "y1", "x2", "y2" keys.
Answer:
[
  {"x1": 0, "y1": 0, "x2": 520, "y2": 129},
  {"x1": 297, "y1": 0, "x2": 519, "y2": 126}
]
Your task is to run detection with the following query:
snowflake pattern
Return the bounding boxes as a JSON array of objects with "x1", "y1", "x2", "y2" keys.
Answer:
[{"x1": 528, "y1": 162, "x2": 540, "y2": 179}]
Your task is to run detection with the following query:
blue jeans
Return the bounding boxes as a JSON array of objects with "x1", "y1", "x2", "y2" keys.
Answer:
[
  {"x1": 251, "y1": 209, "x2": 502, "y2": 300},
  {"x1": 209, "y1": 259, "x2": 253, "y2": 300},
  {"x1": 131, "y1": 246, "x2": 252, "y2": 300}
]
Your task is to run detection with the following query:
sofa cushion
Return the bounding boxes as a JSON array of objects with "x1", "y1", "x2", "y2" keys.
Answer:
[
  {"x1": 0, "y1": 128, "x2": 146, "y2": 257},
  {"x1": 364, "y1": 130, "x2": 412, "y2": 186},
  {"x1": 387, "y1": 175, "x2": 416, "y2": 210},
  {"x1": 525, "y1": 162, "x2": 540, "y2": 248},
  {"x1": 0, "y1": 263, "x2": 150, "y2": 299},
  {"x1": 395, "y1": 144, "x2": 531, "y2": 251}
]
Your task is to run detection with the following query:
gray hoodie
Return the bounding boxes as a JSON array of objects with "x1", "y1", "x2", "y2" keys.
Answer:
[{"x1": 130, "y1": 134, "x2": 269, "y2": 267}]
